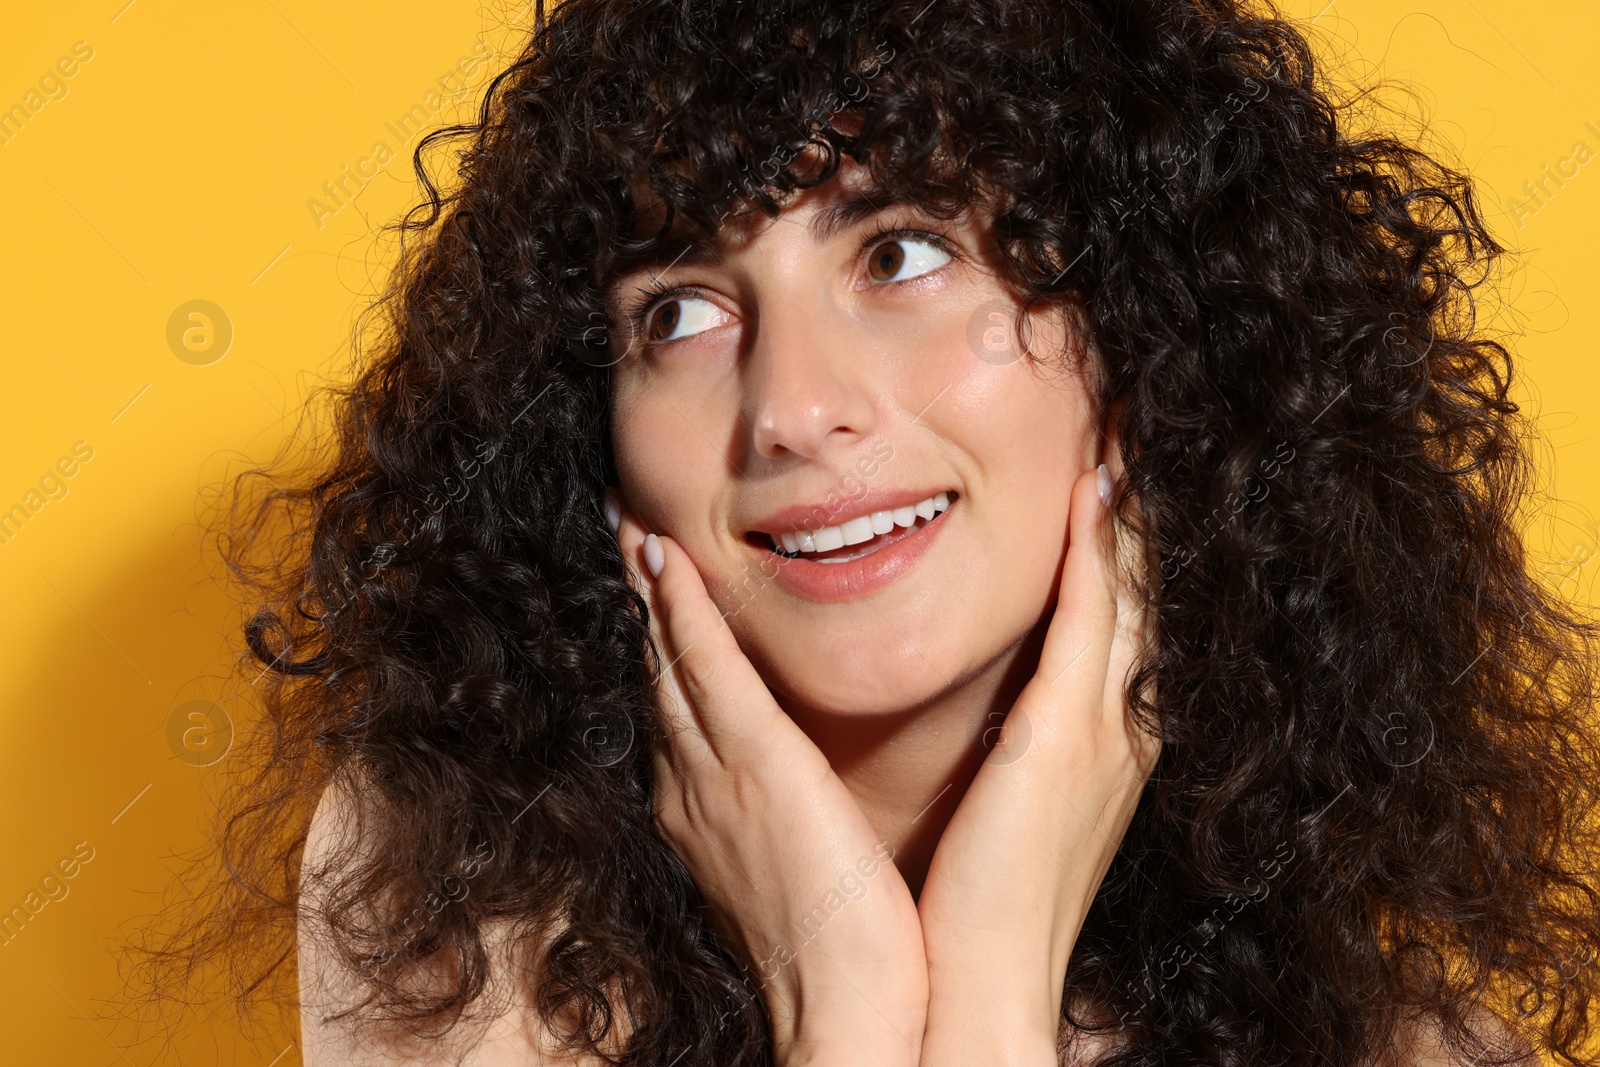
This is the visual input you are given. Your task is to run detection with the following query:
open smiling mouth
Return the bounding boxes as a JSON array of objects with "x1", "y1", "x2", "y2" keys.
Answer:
[{"x1": 751, "y1": 491, "x2": 957, "y2": 565}]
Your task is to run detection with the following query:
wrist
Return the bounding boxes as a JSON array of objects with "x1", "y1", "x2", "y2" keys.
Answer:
[
  {"x1": 918, "y1": 1022, "x2": 1058, "y2": 1067},
  {"x1": 778, "y1": 1023, "x2": 921, "y2": 1067},
  {"x1": 764, "y1": 969, "x2": 925, "y2": 1067},
  {"x1": 920, "y1": 891, "x2": 1086, "y2": 1028},
  {"x1": 921, "y1": 990, "x2": 1060, "y2": 1067},
  {"x1": 921, "y1": 946, "x2": 1064, "y2": 1067},
  {"x1": 784, "y1": 1039, "x2": 920, "y2": 1067}
]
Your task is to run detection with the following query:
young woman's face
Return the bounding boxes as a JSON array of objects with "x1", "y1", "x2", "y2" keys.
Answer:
[{"x1": 607, "y1": 158, "x2": 1106, "y2": 719}]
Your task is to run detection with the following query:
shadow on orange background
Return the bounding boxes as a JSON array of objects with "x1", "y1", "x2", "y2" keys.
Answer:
[{"x1": 0, "y1": 1, "x2": 1596, "y2": 1063}]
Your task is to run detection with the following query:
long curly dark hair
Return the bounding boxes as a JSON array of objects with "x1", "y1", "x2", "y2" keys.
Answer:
[{"x1": 133, "y1": 0, "x2": 1600, "y2": 1064}]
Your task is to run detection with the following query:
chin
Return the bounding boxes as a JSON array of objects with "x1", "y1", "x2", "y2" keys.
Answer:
[{"x1": 741, "y1": 619, "x2": 989, "y2": 719}]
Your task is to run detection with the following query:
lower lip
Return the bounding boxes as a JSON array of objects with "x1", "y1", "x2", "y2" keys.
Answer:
[{"x1": 757, "y1": 504, "x2": 954, "y2": 602}]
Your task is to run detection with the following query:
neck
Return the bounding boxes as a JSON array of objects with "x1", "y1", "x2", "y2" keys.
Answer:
[{"x1": 778, "y1": 620, "x2": 1047, "y2": 898}]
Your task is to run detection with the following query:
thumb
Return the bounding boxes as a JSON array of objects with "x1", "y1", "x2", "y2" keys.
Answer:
[
  {"x1": 640, "y1": 531, "x2": 790, "y2": 761},
  {"x1": 606, "y1": 484, "x2": 789, "y2": 765}
]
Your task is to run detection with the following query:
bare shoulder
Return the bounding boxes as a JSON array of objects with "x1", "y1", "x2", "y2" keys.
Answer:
[{"x1": 298, "y1": 772, "x2": 611, "y2": 1067}]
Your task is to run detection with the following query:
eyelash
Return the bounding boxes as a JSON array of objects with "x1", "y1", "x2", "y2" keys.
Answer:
[{"x1": 619, "y1": 222, "x2": 962, "y2": 342}]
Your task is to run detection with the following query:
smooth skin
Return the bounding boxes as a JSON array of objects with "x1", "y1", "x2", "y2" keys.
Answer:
[
  {"x1": 611, "y1": 463, "x2": 1156, "y2": 1066},
  {"x1": 605, "y1": 155, "x2": 1122, "y2": 903}
]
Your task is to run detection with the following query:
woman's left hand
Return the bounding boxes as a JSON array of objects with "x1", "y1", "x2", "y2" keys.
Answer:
[{"x1": 915, "y1": 462, "x2": 1160, "y2": 1066}]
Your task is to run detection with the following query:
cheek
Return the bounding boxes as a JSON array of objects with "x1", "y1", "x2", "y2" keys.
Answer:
[
  {"x1": 923, "y1": 328, "x2": 1094, "y2": 636},
  {"x1": 983, "y1": 493, "x2": 1074, "y2": 626},
  {"x1": 611, "y1": 389, "x2": 735, "y2": 574},
  {"x1": 611, "y1": 394, "x2": 701, "y2": 527},
  {"x1": 935, "y1": 336, "x2": 1097, "y2": 490},
  {"x1": 918, "y1": 296, "x2": 1091, "y2": 436}
]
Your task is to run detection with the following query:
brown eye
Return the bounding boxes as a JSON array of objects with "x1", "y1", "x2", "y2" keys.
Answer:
[
  {"x1": 636, "y1": 295, "x2": 732, "y2": 345},
  {"x1": 865, "y1": 236, "x2": 952, "y2": 284},
  {"x1": 868, "y1": 241, "x2": 906, "y2": 281},
  {"x1": 646, "y1": 301, "x2": 680, "y2": 342}
]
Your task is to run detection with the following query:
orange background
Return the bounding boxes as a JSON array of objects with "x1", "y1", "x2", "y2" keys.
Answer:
[{"x1": 0, "y1": 1, "x2": 1595, "y2": 1062}]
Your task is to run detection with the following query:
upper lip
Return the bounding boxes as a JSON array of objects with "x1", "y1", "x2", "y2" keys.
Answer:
[{"x1": 747, "y1": 487, "x2": 958, "y2": 537}]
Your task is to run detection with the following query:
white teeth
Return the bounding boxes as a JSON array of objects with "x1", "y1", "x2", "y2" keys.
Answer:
[
  {"x1": 840, "y1": 516, "x2": 875, "y2": 545},
  {"x1": 769, "y1": 492, "x2": 953, "y2": 556}
]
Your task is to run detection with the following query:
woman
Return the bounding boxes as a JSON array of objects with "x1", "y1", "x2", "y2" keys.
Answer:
[{"x1": 150, "y1": 0, "x2": 1600, "y2": 1063}]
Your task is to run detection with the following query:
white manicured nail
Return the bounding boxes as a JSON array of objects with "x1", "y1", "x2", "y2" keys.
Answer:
[{"x1": 643, "y1": 533, "x2": 665, "y2": 578}]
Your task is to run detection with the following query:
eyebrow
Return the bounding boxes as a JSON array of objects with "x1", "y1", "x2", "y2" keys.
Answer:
[
  {"x1": 608, "y1": 185, "x2": 917, "y2": 287},
  {"x1": 809, "y1": 186, "x2": 910, "y2": 242}
]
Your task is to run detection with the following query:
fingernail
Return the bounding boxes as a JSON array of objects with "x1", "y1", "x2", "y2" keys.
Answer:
[
  {"x1": 643, "y1": 533, "x2": 665, "y2": 578},
  {"x1": 1096, "y1": 463, "x2": 1113, "y2": 510},
  {"x1": 603, "y1": 487, "x2": 621, "y2": 533}
]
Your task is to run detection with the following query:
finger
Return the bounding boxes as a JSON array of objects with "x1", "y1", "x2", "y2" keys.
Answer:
[
  {"x1": 642, "y1": 531, "x2": 793, "y2": 762},
  {"x1": 1034, "y1": 466, "x2": 1119, "y2": 699},
  {"x1": 1098, "y1": 396, "x2": 1151, "y2": 647},
  {"x1": 608, "y1": 489, "x2": 713, "y2": 767},
  {"x1": 1093, "y1": 470, "x2": 1161, "y2": 766}
]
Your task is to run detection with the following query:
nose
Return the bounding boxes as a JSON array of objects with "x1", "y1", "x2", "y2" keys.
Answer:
[{"x1": 745, "y1": 295, "x2": 877, "y2": 462}]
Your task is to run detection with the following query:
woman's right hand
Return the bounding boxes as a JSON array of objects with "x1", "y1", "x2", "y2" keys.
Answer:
[{"x1": 608, "y1": 490, "x2": 928, "y2": 1067}]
